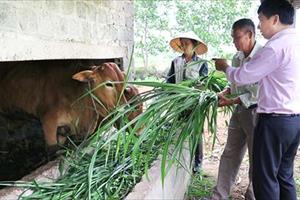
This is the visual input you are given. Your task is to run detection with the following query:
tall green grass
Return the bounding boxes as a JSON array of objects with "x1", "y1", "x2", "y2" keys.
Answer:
[{"x1": 186, "y1": 172, "x2": 215, "y2": 200}]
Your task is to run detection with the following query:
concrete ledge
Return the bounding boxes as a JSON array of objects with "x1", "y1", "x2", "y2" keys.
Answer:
[
  {"x1": 0, "y1": 160, "x2": 60, "y2": 200},
  {"x1": 0, "y1": 149, "x2": 191, "y2": 200},
  {"x1": 0, "y1": 31, "x2": 126, "y2": 62}
]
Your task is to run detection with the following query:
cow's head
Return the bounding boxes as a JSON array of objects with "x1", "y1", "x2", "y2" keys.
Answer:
[
  {"x1": 72, "y1": 62, "x2": 128, "y2": 117},
  {"x1": 72, "y1": 62, "x2": 142, "y2": 121},
  {"x1": 124, "y1": 85, "x2": 143, "y2": 121}
]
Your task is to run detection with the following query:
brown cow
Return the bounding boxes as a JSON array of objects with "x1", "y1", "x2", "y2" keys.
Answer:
[
  {"x1": 123, "y1": 85, "x2": 143, "y2": 122},
  {"x1": 0, "y1": 61, "x2": 142, "y2": 149}
]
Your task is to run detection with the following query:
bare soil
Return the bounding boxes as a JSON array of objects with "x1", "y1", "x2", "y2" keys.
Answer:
[{"x1": 202, "y1": 114, "x2": 300, "y2": 200}]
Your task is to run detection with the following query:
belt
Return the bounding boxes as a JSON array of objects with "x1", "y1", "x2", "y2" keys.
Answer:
[
  {"x1": 248, "y1": 104, "x2": 257, "y2": 109},
  {"x1": 259, "y1": 113, "x2": 300, "y2": 117}
]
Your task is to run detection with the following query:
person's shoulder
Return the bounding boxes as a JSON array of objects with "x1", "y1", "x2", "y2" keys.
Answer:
[
  {"x1": 265, "y1": 29, "x2": 297, "y2": 50},
  {"x1": 193, "y1": 55, "x2": 207, "y2": 63},
  {"x1": 250, "y1": 42, "x2": 263, "y2": 56},
  {"x1": 172, "y1": 55, "x2": 183, "y2": 62}
]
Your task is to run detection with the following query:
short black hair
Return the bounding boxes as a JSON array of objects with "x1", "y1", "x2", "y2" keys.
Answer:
[
  {"x1": 257, "y1": 0, "x2": 295, "y2": 25},
  {"x1": 232, "y1": 18, "x2": 256, "y2": 35}
]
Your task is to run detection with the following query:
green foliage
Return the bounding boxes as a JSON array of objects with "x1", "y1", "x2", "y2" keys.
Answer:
[
  {"x1": 174, "y1": 0, "x2": 254, "y2": 56},
  {"x1": 1, "y1": 131, "x2": 168, "y2": 200},
  {"x1": 199, "y1": 71, "x2": 228, "y2": 93},
  {"x1": 186, "y1": 172, "x2": 215, "y2": 199},
  {"x1": 134, "y1": 0, "x2": 258, "y2": 69},
  {"x1": 134, "y1": 0, "x2": 171, "y2": 68}
]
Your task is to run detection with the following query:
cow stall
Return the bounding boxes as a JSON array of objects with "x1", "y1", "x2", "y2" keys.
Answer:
[
  {"x1": 0, "y1": 1, "x2": 192, "y2": 199},
  {"x1": 0, "y1": 0, "x2": 132, "y2": 190}
]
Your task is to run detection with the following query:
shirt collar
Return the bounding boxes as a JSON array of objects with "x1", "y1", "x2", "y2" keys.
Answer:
[
  {"x1": 181, "y1": 53, "x2": 198, "y2": 62},
  {"x1": 248, "y1": 42, "x2": 262, "y2": 58},
  {"x1": 269, "y1": 27, "x2": 296, "y2": 41},
  {"x1": 236, "y1": 41, "x2": 261, "y2": 61}
]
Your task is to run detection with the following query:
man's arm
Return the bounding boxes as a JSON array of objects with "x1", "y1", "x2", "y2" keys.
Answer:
[{"x1": 215, "y1": 47, "x2": 279, "y2": 86}]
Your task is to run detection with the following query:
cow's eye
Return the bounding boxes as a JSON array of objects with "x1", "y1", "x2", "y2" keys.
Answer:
[
  {"x1": 105, "y1": 81, "x2": 114, "y2": 87},
  {"x1": 124, "y1": 87, "x2": 131, "y2": 94}
]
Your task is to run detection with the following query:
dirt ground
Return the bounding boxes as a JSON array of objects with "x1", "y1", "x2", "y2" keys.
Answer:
[{"x1": 202, "y1": 114, "x2": 300, "y2": 200}]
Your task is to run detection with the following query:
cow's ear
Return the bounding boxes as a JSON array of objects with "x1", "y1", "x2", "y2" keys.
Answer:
[{"x1": 72, "y1": 70, "x2": 94, "y2": 82}]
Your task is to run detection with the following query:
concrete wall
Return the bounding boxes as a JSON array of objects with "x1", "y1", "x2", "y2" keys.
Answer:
[{"x1": 0, "y1": 0, "x2": 133, "y2": 68}]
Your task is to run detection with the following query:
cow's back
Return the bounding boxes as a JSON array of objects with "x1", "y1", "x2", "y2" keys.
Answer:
[{"x1": 0, "y1": 61, "x2": 89, "y2": 117}]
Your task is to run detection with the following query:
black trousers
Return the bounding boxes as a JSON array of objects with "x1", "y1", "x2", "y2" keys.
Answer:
[
  {"x1": 253, "y1": 114, "x2": 300, "y2": 200},
  {"x1": 195, "y1": 138, "x2": 203, "y2": 167}
]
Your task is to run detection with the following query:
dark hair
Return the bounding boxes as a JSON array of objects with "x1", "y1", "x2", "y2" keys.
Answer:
[
  {"x1": 232, "y1": 18, "x2": 256, "y2": 35},
  {"x1": 257, "y1": 0, "x2": 295, "y2": 25}
]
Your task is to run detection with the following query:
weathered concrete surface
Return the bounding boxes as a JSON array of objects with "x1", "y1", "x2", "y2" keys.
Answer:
[
  {"x1": 0, "y1": 0, "x2": 133, "y2": 68},
  {"x1": 126, "y1": 147, "x2": 192, "y2": 200}
]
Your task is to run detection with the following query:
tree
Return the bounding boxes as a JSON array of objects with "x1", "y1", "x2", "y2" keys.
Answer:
[
  {"x1": 134, "y1": 0, "x2": 171, "y2": 69},
  {"x1": 174, "y1": 0, "x2": 255, "y2": 58},
  {"x1": 134, "y1": 0, "x2": 257, "y2": 70}
]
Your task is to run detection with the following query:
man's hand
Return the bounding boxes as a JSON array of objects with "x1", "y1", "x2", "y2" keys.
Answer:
[
  {"x1": 212, "y1": 58, "x2": 229, "y2": 72},
  {"x1": 218, "y1": 88, "x2": 230, "y2": 98},
  {"x1": 218, "y1": 95, "x2": 233, "y2": 107},
  {"x1": 218, "y1": 95, "x2": 241, "y2": 107}
]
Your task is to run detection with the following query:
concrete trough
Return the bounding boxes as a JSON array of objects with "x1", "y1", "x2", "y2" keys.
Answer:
[{"x1": 0, "y1": 148, "x2": 192, "y2": 200}]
